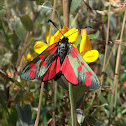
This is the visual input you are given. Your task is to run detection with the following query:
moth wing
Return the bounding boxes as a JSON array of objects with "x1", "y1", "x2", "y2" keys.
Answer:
[
  {"x1": 42, "y1": 56, "x2": 61, "y2": 81},
  {"x1": 20, "y1": 44, "x2": 58, "y2": 80},
  {"x1": 61, "y1": 55, "x2": 79, "y2": 85},
  {"x1": 62, "y1": 46, "x2": 100, "y2": 89}
]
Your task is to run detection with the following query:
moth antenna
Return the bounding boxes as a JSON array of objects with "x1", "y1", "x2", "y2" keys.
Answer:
[
  {"x1": 66, "y1": 26, "x2": 92, "y2": 37},
  {"x1": 48, "y1": 19, "x2": 65, "y2": 37}
]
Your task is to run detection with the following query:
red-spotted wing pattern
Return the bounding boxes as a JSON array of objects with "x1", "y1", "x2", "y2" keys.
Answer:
[
  {"x1": 20, "y1": 44, "x2": 59, "y2": 80},
  {"x1": 21, "y1": 36, "x2": 99, "y2": 89},
  {"x1": 62, "y1": 46, "x2": 100, "y2": 89},
  {"x1": 42, "y1": 56, "x2": 61, "y2": 81}
]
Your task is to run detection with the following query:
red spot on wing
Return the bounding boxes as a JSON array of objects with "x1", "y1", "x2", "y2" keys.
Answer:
[
  {"x1": 40, "y1": 55, "x2": 44, "y2": 60},
  {"x1": 62, "y1": 56, "x2": 78, "y2": 85},
  {"x1": 42, "y1": 61, "x2": 46, "y2": 66},
  {"x1": 29, "y1": 70, "x2": 36, "y2": 78},
  {"x1": 47, "y1": 44, "x2": 56, "y2": 50},
  {"x1": 85, "y1": 78, "x2": 91, "y2": 86},
  {"x1": 85, "y1": 71, "x2": 92, "y2": 77},
  {"x1": 29, "y1": 63, "x2": 37, "y2": 69},
  {"x1": 43, "y1": 56, "x2": 61, "y2": 81},
  {"x1": 72, "y1": 47, "x2": 79, "y2": 54},
  {"x1": 70, "y1": 50, "x2": 76, "y2": 58},
  {"x1": 50, "y1": 47, "x2": 57, "y2": 54},
  {"x1": 77, "y1": 66, "x2": 82, "y2": 71},
  {"x1": 81, "y1": 61, "x2": 84, "y2": 66}
]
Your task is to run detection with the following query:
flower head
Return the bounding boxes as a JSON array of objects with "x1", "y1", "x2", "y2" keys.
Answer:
[
  {"x1": 79, "y1": 29, "x2": 99, "y2": 64},
  {"x1": 33, "y1": 26, "x2": 99, "y2": 64}
]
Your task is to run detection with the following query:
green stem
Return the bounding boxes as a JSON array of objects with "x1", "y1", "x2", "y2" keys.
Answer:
[{"x1": 69, "y1": 83, "x2": 75, "y2": 126}]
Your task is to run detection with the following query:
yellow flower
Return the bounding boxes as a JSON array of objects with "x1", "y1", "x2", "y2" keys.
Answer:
[
  {"x1": 54, "y1": 26, "x2": 69, "y2": 43},
  {"x1": 33, "y1": 26, "x2": 99, "y2": 64},
  {"x1": 80, "y1": 29, "x2": 92, "y2": 56},
  {"x1": 83, "y1": 50, "x2": 99, "y2": 64},
  {"x1": 63, "y1": 28, "x2": 78, "y2": 44},
  {"x1": 46, "y1": 32, "x2": 54, "y2": 45},
  {"x1": 79, "y1": 29, "x2": 99, "y2": 64},
  {"x1": 34, "y1": 41, "x2": 47, "y2": 54},
  {"x1": 24, "y1": 53, "x2": 33, "y2": 61},
  {"x1": 34, "y1": 26, "x2": 78, "y2": 54}
]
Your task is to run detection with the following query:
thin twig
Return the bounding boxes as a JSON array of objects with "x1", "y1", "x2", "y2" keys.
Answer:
[
  {"x1": 104, "y1": 34, "x2": 120, "y2": 71},
  {"x1": 69, "y1": 83, "x2": 75, "y2": 126},
  {"x1": 48, "y1": 0, "x2": 57, "y2": 46},
  {"x1": 108, "y1": 9, "x2": 126, "y2": 126},
  {"x1": 104, "y1": 44, "x2": 115, "y2": 71},
  {"x1": 34, "y1": 82, "x2": 44, "y2": 126},
  {"x1": 113, "y1": 9, "x2": 126, "y2": 105},
  {"x1": 63, "y1": 0, "x2": 69, "y2": 27},
  {"x1": 70, "y1": 9, "x2": 81, "y2": 28},
  {"x1": 109, "y1": 40, "x2": 126, "y2": 47},
  {"x1": 16, "y1": 5, "x2": 38, "y2": 71},
  {"x1": 16, "y1": 32, "x2": 30, "y2": 70},
  {"x1": 99, "y1": 1, "x2": 111, "y2": 93},
  {"x1": 53, "y1": 81, "x2": 57, "y2": 126}
]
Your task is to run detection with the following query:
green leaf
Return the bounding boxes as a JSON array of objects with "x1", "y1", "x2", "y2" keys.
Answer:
[
  {"x1": 100, "y1": 93, "x2": 107, "y2": 104},
  {"x1": 57, "y1": 77, "x2": 89, "y2": 107},
  {"x1": 20, "y1": 15, "x2": 33, "y2": 31},
  {"x1": 82, "y1": 115, "x2": 102, "y2": 126},
  {"x1": 41, "y1": 2, "x2": 53, "y2": 15},
  {"x1": 7, "y1": 107, "x2": 18, "y2": 126},
  {"x1": 16, "y1": 0, "x2": 26, "y2": 13},
  {"x1": 70, "y1": 0, "x2": 83, "y2": 13},
  {"x1": 75, "y1": 34, "x2": 81, "y2": 47},
  {"x1": 57, "y1": 75, "x2": 69, "y2": 90},
  {"x1": 15, "y1": 18, "x2": 27, "y2": 41},
  {"x1": 16, "y1": 104, "x2": 34, "y2": 126},
  {"x1": 0, "y1": 2, "x2": 5, "y2": 17},
  {"x1": 88, "y1": 31, "x2": 99, "y2": 40},
  {"x1": 73, "y1": 84, "x2": 89, "y2": 104},
  {"x1": 11, "y1": 50, "x2": 18, "y2": 64}
]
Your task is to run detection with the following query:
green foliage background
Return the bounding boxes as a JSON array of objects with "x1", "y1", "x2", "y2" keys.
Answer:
[{"x1": 0, "y1": 0, "x2": 126, "y2": 126}]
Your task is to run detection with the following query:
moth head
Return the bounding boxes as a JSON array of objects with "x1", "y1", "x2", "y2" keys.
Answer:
[{"x1": 61, "y1": 37, "x2": 69, "y2": 43}]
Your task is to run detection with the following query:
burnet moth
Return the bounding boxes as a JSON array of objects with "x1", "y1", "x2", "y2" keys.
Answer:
[{"x1": 21, "y1": 20, "x2": 100, "y2": 89}]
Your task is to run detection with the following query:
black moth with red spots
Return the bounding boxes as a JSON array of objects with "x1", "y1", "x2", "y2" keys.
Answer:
[{"x1": 21, "y1": 36, "x2": 100, "y2": 89}]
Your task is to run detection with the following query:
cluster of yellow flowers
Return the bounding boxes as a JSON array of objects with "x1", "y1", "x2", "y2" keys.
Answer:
[{"x1": 25, "y1": 26, "x2": 99, "y2": 64}]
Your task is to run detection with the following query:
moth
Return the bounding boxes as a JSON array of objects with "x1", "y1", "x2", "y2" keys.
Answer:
[{"x1": 21, "y1": 21, "x2": 100, "y2": 89}]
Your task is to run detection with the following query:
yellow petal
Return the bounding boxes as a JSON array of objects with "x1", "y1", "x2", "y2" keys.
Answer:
[
  {"x1": 63, "y1": 28, "x2": 79, "y2": 44},
  {"x1": 46, "y1": 32, "x2": 54, "y2": 45},
  {"x1": 54, "y1": 26, "x2": 69, "y2": 43},
  {"x1": 79, "y1": 35, "x2": 92, "y2": 56},
  {"x1": 27, "y1": 53, "x2": 33, "y2": 60},
  {"x1": 81, "y1": 29, "x2": 87, "y2": 37},
  {"x1": 83, "y1": 50, "x2": 99, "y2": 64},
  {"x1": 34, "y1": 41, "x2": 47, "y2": 54},
  {"x1": 24, "y1": 53, "x2": 33, "y2": 61}
]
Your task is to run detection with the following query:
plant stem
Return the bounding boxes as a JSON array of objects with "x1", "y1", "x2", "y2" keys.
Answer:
[
  {"x1": 63, "y1": 0, "x2": 69, "y2": 27},
  {"x1": 53, "y1": 81, "x2": 57, "y2": 126},
  {"x1": 99, "y1": 0, "x2": 111, "y2": 94},
  {"x1": 108, "y1": 9, "x2": 126, "y2": 126},
  {"x1": 48, "y1": 0, "x2": 57, "y2": 46},
  {"x1": 16, "y1": 32, "x2": 30, "y2": 70},
  {"x1": 69, "y1": 83, "x2": 75, "y2": 126},
  {"x1": 34, "y1": 82, "x2": 44, "y2": 126},
  {"x1": 113, "y1": 9, "x2": 126, "y2": 108}
]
